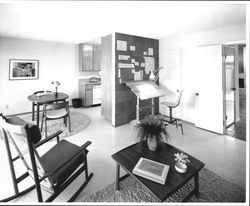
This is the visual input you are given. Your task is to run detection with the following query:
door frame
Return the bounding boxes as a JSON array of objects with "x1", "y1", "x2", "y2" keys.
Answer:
[{"x1": 222, "y1": 41, "x2": 246, "y2": 135}]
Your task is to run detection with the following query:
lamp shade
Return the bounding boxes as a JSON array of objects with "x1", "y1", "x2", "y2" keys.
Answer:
[{"x1": 149, "y1": 71, "x2": 156, "y2": 81}]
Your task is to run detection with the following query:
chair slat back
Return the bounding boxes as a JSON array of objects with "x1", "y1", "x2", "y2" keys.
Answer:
[
  {"x1": 0, "y1": 116, "x2": 25, "y2": 135},
  {"x1": 34, "y1": 90, "x2": 52, "y2": 95},
  {"x1": 175, "y1": 90, "x2": 183, "y2": 107},
  {"x1": 45, "y1": 101, "x2": 69, "y2": 110}
]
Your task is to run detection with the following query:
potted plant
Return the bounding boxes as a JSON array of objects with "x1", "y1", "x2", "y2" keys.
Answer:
[
  {"x1": 135, "y1": 115, "x2": 170, "y2": 151},
  {"x1": 51, "y1": 81, "x2": 61, "y2": 97},
  {"x1": 174, "y1": 152, "x2": 190, "y2": 173}
]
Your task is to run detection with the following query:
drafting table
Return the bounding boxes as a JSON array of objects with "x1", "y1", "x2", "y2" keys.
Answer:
[{"x1": 124, "y1": 80, "x2": 167, "y2": 122}]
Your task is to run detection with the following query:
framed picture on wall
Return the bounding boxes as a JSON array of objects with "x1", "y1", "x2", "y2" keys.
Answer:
[{"x1": 9, "y1": 59, "x2": 39, "y2": 80}]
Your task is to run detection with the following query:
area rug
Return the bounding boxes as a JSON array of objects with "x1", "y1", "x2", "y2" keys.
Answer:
[
  {"x1": 81, "y1": 168, "x2": 245, "y2": 203},
  {"x1": 21, "y1": 111, "x2": 91, "y2": 139}
]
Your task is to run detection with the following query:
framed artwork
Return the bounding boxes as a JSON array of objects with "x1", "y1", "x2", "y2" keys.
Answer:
[{"x1": 9, "y1": 59, "x2": 39, "y2": 80}]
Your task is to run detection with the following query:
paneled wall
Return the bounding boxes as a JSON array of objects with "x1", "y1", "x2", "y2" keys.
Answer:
[
  {"x1": 101, "y1": 34, "x2": 113, "y2": 121},
  {"x1": 114, "y1": 33, "x2": 159, "y2": 126}
]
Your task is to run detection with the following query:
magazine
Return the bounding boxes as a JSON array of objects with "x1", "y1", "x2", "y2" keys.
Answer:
[{"x1": 132, "y1": 157, "x2": 170, "y2": 185}]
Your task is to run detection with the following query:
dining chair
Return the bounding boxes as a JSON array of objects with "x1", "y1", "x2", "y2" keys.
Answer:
[
  {"x1": 0, "y1": 113, "x2": 93, "y2": 202},
  {"x1": 41, "y1": 101, "x2": 71, "y2": 138},
  {"x1": 32, "y1": 91, "x2": 52, "y2": 121}
]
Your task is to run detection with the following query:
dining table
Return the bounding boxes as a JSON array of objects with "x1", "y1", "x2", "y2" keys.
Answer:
[{"x1": 27, "y1": 92, "x2": 69, "y2": 127}]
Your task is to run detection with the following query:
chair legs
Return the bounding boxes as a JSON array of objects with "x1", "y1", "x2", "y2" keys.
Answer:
[
  {"x1": 41, "y1": 115, "x2": 71, "y2": 138},
  {"x1": 176, "y1": 118, "x2": 184, "y2": 135},
  {"x1": 169, "y1": 107, "x2": 173, "y2": 123},
  {"x1": 44, "y1": 119, "x2": 47, "y2": 138},
  {"x1": 68, "y1": 115, "x2": 71, "y2": 132},
  {"x1": 32, "y1": 102, "x2": 35, "y2": 121},
  {"x1": 161, "y1": 106, "x2": 184, "y2": 135},
  {"x1": 62, "y1": 116, "x2": 71, "y2": 132}
]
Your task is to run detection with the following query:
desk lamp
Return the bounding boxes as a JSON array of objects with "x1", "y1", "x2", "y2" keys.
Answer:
[{"x1": 149, "y1": 66, "x2": 163, "y2": 83}]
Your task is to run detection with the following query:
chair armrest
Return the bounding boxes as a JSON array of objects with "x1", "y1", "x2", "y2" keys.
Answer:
[
  {"x1": 35, "y1": 130, "x2": 63, "y2": 148},
  {"x1": 44, "y1": 141, "x2": 92, "y2": 176}
]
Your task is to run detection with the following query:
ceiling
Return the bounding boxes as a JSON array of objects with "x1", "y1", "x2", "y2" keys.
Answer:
[{"x1": 0, "y1": 1, "x2": 246, "y2": 44}]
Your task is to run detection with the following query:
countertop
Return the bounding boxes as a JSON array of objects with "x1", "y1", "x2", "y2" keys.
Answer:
[{"x1": 79, "y1": 79, "x2": 101, "y2": 85}]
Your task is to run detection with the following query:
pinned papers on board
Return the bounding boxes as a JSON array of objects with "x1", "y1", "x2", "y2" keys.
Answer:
[
  {"x1": 148, "y1": 48, "x2": 154, "y2": 56},
  {"x1": 118, "y1": 55, "x2": 130, "y2": 60},
  {"x1": 144, "y1": 57, "x2": 155, "y2": 74},
  {"x1": 130, "y1": 45, "x2": 136, "y2": 51},
  {"x1": 117, "y1": 40, "x2": 127, "y2": 51},
  {"x1": 134, "y1": 70, "x2": 143, "y2": 80}
]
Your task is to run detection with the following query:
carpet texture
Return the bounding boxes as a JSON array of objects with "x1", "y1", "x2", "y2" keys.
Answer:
[
  {"x1": 81, "y1": 168, "x2": 245, "y2": 203},
  {"x1": 21, "y1": 111, "x2": 91, "y2": 139}
]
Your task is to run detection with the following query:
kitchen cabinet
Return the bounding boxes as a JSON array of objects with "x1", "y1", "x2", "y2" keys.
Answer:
[
  {"x1": 79, "y1": 80, "x2": 101, "y2": 107},
  {"x1": 93, "y1": 44, "x2": 101, "y2": 71},
  {"x1": 79, "y1": 43, "x2": 101, "y2": 71}
]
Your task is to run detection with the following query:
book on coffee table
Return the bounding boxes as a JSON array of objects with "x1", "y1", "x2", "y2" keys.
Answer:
[{"x1": 132, "y1": 157, "x2": 170, "y2": 185}]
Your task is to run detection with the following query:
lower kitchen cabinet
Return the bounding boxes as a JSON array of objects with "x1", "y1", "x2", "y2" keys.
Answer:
[{"x1": 79, "y1": 81, "x2": 101, "y2": 107}]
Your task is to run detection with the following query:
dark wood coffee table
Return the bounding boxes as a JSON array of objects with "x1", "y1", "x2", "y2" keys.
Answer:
[{"x1": 111, "y1": 142, "x2": 205, "y2": 202}]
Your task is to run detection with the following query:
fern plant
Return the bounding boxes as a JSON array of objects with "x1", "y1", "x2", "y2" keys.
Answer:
[{"x1": 135, "y1": 115, "x2": 170, "y2": 149}]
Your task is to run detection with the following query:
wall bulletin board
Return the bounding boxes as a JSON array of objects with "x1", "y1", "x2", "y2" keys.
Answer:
[{"x1": 114, "y1": 32, "x2": 159, "y2": 126}]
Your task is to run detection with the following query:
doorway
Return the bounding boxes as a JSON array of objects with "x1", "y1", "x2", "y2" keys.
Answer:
[
  {"x1": 224, "y1": 44, "x2": 246, "y2": 141},
  {"x1": 223, "y1": 45, "x2": 236, "y2": 128}
]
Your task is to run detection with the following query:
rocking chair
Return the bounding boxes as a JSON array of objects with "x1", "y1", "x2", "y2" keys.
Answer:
[{"x1": 0, "y1": 113, "x2": 93, "y2": 202}]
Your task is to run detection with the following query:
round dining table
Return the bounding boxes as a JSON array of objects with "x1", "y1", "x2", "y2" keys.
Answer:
[{"x1": 27, "y1": 92, "x2": 69, "y2": 127}]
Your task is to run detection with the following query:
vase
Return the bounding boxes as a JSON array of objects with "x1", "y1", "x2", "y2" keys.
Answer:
[
  {"x1": 175, "y1": 161, "x2": 187, "y2": 173},
  {"x1": 147, "y1": 135, "x2": 158, "y2": 151},
  {"x1": 55, "y1": 87, "x2": 58, "y2": 97}
]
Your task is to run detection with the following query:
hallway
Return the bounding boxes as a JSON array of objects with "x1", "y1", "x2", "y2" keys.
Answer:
[{"x1": 226, "y1": 90, "x2": 246, "y2": 141}]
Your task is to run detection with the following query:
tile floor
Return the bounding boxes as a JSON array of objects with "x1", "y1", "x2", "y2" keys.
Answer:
[{"x1": 0, "y1": 106, "x2": 247, "y2": 203}]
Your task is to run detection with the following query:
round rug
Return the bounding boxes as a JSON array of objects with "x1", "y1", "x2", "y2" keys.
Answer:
[{"x1": 21, "y1": 111, "x2": 91, "y2": 139}]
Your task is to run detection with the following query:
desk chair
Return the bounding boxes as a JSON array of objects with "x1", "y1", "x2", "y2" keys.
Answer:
[
  {"x1": 32, "y1": 91, "x2": 52, "y2": 121},
  {"x1": 0, "y1": 113, "x2": 93, "y2": 202},
  {"x1": 41, "y1": 101, "x2": 71, "y2": 138},
  {"x1": 161, "y1": 90, "x2": 184, "y2": 134}
]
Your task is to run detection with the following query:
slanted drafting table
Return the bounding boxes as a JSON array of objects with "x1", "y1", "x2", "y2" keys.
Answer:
[{"x1": 124, "y1": 80, "x2": 167, "y2": 122}]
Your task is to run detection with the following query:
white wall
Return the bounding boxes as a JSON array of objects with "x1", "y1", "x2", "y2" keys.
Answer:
[
  {"x1": 0, "y1": 36, "x2": 97, "y2": 115},
  {"x1": 159, "y1": 24, "x2": 246, "y2": 123}
]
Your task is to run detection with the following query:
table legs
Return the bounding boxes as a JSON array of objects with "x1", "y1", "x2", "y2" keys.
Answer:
[
  {"x1": 182, "y1": 172, "x2": 200, "y2": 202},
  {"x1": 194, "y1": 172, "x2": 199, "y2": 198},
  {"x1": 116, "y1": 163, "x2": 120, "y2": 190}
]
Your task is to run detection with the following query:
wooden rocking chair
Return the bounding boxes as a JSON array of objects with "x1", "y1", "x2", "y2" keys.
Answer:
[{"x1": 0, "y1": 113, "x2": 93, "y2": 202}]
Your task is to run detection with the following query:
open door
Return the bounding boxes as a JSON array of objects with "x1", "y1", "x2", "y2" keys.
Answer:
[
  {"x1": 223, "y1": 46, "x2": 236, "y2": 130},
  {"x1": 195, "y1": 45, "x2": 224, "y2": 134}
]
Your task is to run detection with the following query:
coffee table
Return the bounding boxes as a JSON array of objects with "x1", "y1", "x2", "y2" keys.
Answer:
[{"x1": 111, "y1": 142, "x2": 205, "y2": 202}]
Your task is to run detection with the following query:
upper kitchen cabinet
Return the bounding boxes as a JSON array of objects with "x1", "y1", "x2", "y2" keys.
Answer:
[
  {"x1": 79, "y1": 38, "x2": 102, "y2": 71},
  {"x1": 93, "y1": 44, "x2": 101, "y2": 71},
  {"x1": 79, "y1": 44, "x2": 93, "y2": 71}
]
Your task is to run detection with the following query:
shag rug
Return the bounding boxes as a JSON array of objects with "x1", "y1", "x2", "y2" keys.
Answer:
[
  {"x1": 81, "y1": 168, "x2": 245, "y2": 203},
  {"x1": 21, "y1": 111, "x2": 91, "y2": 139}
]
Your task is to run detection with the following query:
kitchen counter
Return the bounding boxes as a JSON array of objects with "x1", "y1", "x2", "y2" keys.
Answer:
[{"x1": 79, "y1": 79, "x2": 101, "y2": 107}]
